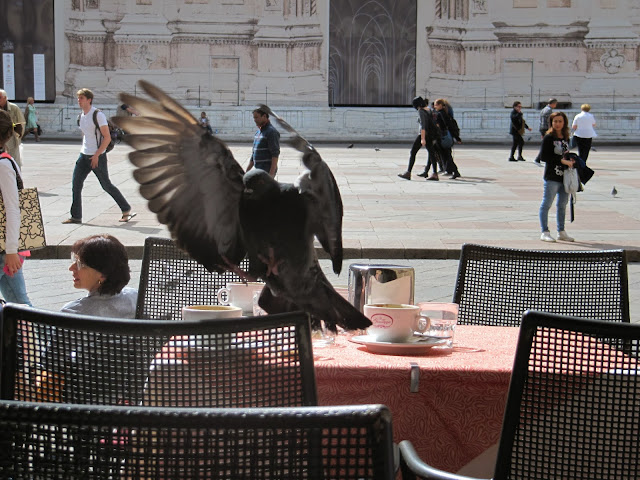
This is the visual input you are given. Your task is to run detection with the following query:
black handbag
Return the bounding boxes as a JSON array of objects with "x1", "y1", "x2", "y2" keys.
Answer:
[{"x1": 36, "y1": 124, "x2": 43, "y2": 136}]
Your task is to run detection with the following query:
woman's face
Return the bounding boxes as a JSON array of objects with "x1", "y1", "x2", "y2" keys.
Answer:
[
  {"x1": 434, "y1": 103, "x2": 443, "y2": 111},
  {"x1": 551, "y1": 115, "x2": 565, "y2": 132},
  {"x1": 69, "y1": 254, "x2": 105, "y2": 292}
]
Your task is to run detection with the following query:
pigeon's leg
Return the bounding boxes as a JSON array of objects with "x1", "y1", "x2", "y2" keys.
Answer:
[
  {"x1": 220, "y1": 256, "x2": 259, "y2": 283},
  {"x1": 257, "y1": 247, "x2": 283, "y2": 277}
]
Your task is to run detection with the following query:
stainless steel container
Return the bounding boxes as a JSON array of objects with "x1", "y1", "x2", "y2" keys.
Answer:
[{"x1": 348, "y1": 264, "x2": 415, "y2": 312}]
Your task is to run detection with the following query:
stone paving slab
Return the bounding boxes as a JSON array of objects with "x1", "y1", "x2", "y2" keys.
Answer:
[{"x1": 17, "y1": 139, "x2": 640, "y2": 260}]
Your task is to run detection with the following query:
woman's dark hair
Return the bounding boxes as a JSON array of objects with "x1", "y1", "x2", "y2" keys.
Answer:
[
  {"x1": 252, "y1": 107, "x2": 269, "y2": 118},
  {"x1": 512, "y1": 101, "x2": 521, "y2": 108},
  {"x1": 72, "y1": 234, "x2": 130, "y2": 295},
  {"x1": 546, "y1": 111, "x2": 570, "y2": 140},
  {"x1": 412, "y1": 96, "x2": 427, "y2": 110},
  {"x1": 0, "y1": 110, "x2": 18, "y2": 147}
]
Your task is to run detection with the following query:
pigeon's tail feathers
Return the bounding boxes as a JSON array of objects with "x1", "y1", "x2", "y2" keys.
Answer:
[{"x1": 320, "y1": 283, "x2": 372, "y2": 333}]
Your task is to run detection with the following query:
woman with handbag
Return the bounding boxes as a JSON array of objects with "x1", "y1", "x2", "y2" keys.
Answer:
[
  {"x1": 24, "y1": 97, "x2": 40, "y2": 142},
  {"x1": 508, "y1": 101, "x2": 532, "y2": 162},
  {"x1": 434, "y1": 99, "x2": 462, "y2": 179},
  {"x1": 538, "y1": 111, "x2": 576, "y2": 243},
  {"x1": 0, "y1": 110, "x2": 32, "y2": 305}
]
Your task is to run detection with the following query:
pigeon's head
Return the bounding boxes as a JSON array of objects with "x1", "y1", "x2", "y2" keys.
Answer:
[{"x1": 243, "y1": 168, "x2": 279, "y2": 199}]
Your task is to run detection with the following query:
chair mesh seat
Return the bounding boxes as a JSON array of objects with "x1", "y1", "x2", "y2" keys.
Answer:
[
  {"x1": 1, "y1": 305, "x2": 317, "y2": 408},
  {"x1": 136, "y1": 236, "x2": 255, "y2": 320},
  {"x1": 453, "y1": 244, "x2": 629, "y2": 326},
  {"x1": 0, "y1": 402, "x2": 395, "y2": 479}
]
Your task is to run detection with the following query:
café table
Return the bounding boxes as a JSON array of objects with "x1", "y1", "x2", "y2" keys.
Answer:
[{"x1": 314, "y1": 325, "x2": 520, "y2": 474}]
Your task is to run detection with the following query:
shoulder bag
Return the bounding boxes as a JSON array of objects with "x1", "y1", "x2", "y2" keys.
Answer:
[{"x1": 0, "y1": 153, "x2": 46, "y2": 253}]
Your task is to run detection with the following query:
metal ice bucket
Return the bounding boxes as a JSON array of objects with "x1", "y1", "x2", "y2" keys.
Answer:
[{"x1": 348, "y1": 264, "x2": 415, "y2": 312}]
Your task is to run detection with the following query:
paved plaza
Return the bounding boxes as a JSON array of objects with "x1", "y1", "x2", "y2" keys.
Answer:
[{"x1": 13, "y1": 139, "x2": 640, "y2": 317}]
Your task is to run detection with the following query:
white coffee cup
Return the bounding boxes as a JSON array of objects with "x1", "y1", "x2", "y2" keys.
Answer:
[
  {"x1": 182, "y1": 305, "x2": 243, "y2": 321},
  {"x1": 364, "y1": 303, "x2": 430, "y2": 343},
  {"x1": 216, "y1": 282, "x2": 265, "y2": 314}
]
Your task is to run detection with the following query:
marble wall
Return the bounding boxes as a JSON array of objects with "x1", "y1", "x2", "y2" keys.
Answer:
[{"x1": 58, "y1": 0, "x2": 640, "y2": 108}]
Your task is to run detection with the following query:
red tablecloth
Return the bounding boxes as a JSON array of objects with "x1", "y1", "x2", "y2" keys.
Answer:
[{"x1": 314, "y1": 325, "x2": 520, "y2": 473}]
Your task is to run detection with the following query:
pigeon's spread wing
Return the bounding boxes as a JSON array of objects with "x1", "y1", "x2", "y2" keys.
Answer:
[
  {"x1": 257, "y1": 104, "x2": 344, "y2": 274},
  {"x1": 112, "y1": 80, "x2": 246, "y2": 272},
  {"x1": 298, "y1": 149, "x2": 344, "y2": 274}
]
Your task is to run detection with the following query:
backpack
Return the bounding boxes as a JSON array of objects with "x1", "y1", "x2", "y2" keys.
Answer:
[{"x1": 76, "y1": 109, "x2": 123, "y2": 153}]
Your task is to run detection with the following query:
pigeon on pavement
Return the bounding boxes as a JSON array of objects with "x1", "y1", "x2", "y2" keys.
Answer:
[
  {"x1": 347, "y1": 143, "x2": 354, "y2": 149},
  {"x1": 611, "y1": 186, "x2": 618, "y2": 197},
  {"x1": 111, "y1": 81, "x2": 371, "y2": 332}
]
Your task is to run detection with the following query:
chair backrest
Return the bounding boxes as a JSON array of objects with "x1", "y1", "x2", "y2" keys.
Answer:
[
  {"x1": 453, "y1": 244, "x2": 630, "y2": 326},
  {"x1": 0, "y1": 304, "x2": 317, "y2": 407},
  {"x1": 136, "y1": 236, "x2": 254, "y2": 320},
  {"x1": 494, "y1": 311, "x2": 640, "y2": 480},
  {"x1": 0, "y1": 402, "x2": 395, "y2": 479}
]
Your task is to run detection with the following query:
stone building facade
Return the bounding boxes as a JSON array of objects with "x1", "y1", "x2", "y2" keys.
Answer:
[{"x1": 55, "y1": 0, "x2": 640, "y2": 109}]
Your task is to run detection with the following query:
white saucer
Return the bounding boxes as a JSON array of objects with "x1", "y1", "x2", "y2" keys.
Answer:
[{"x1": 349, "y1": 335, "x2": 447, "y2": 355}]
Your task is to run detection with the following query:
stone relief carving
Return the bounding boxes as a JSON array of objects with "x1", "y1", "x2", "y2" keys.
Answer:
[
  {"x1": 600, "y1": 48, "x2": 625, "y2": 74},
  {"x1": 132, "y1": 44, "x2": 157, "y2": 70},
  {"x1": 72, "y1": 0, "x2": 81, "y2": 10},
  {"x1": 471, "y1": 0, "x2": 487, "y2": 13},
  {"x1": 85, "y1": 0, "x2": 99, "y2": 9},
  {"x1": 266, "y1": 0, "x2": 280, "y2": 10}
]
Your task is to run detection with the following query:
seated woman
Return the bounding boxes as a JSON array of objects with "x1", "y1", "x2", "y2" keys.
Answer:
[
  {"x1": 37, "y1": 235, "x2": 141, "y2": 404},
  {"x1": 62, "y1": 234, "x2": 137, "y2": 318}
]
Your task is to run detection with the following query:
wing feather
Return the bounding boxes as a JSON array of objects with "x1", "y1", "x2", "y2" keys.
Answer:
[{"x1": 111, "y1": 81, "x2": 246, "y2": 272}]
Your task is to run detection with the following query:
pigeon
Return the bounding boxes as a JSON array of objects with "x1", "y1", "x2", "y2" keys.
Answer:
[
  {"x1": 611, "y1": 186, "x2": 618, "y2": 197},
  {"x1": 374, "y1": 147, "x2": 381, "y2": 152},
  {"x1": 347, "y1": 143, "x2": 354, "y2": 149},
  {"x1": 111, "y1": 80, "x2": 371, "y2": 332}
]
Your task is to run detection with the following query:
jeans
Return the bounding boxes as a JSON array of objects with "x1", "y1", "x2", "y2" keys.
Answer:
[
  {"x1": 510, "y1": 133, "x2": 524, "y2": 158},
  {"x1": 0, "y1": 254, "x2": 32, "y2": 305},
  {"x1": 70, "y1": 153, "x2": 131, "y2": 220},
  {"x1": 575, "y1": 136, "x2": 593, "y2": 163},
  {"x1": 539, "y1": 179, "x2": 569, "y2": 232}
]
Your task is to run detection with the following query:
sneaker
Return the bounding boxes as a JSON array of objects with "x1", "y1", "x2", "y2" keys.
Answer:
[
  {"x1": 426, "y1": 174, "x2": 439, "y2": 181},
  {"x1": 416, "y1": 171, "x2": 428, "y2": 178},
  {"x1": 451, "y1": 172, "x2": 461, "y2": 179},
  {"x1": 517, "y1": 156, "x2": 526, "y2": 161},
  {"x1": 540, "y1": 231, "x2": 556, "y2": 243},
  {"x1": 62, "y1": 218, "x2": 81, "y2": 224},
  {"x1": 557, "y1": 231, "x2": 575, "y2": 242},
  {"x1": 397, "y1": 172, "x2": 411, "y2": 180},
  {"x1": 508, "y1": 157, "x2": 517, "y2": 162}
]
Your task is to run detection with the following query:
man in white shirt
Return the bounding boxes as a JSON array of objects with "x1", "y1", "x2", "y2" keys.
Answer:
[{"x1": 62, "y1": 88, "x2": 135, "y2": 224}]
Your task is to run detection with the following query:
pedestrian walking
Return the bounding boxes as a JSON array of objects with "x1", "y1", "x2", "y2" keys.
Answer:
[
  {"x1": 24, "y1": 97, "x2": 40, "y2": 142},
  {"x1": 0, "y1": 89, "x2": 25, "y2": 167},
  {"x1": 398, "y1": 96, "x2": 440, "y2": 181},
  {"x1": 246, "y1": 107, "x2": 280, "y2": 177},
  {"x1": 0, "y1": 110, "x2": 32, "y2": 306},
  {"x1": 434, "y1": 98, "x2": 462, "y2": 179},
  {"x1": 539, "y1": 111, "x2": 575, "y2": 243},
  {"x1": 571, "y1": 104, "x2": 597, "y2": 163},
  {"x1": 534, "y1": 98, "x2": 557, "y2": 164},
  {"x1": 508, "y1": 101, "x2": 532, "y2": 161},
  {"x1": 62, "y1": 88, "x2": 135, "y2": 224},
  {"x1": 200, "y1": 111, "x2": 213, "y2": 134}
]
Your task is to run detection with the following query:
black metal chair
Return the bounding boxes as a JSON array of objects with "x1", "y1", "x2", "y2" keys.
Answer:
[
  {"x1": 0, "y1": 303, "x2": 317, "y2": 408},
  {"x1": 400, "y1": 310, "x2": 640, "y2": 479},
  {"x1": 453, "y1": 244, "x2": 630, "y2": 326},
  {"x1": 0, "y1": 402, "x2": 395, "y2": 479},
  {"x1": 136, "y1": 236, "x2": 255, "y2": 320}
]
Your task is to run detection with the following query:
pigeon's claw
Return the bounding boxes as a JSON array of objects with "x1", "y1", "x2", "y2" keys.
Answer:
[
  {"x1": 220, "y1": 256, "x2": 257, "y2": 282},
  {"x1": 258, "y1": 248, "x2": 283, "y2": 277}
]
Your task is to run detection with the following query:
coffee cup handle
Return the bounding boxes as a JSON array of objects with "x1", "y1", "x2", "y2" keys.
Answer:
[
  {"x1": 416, "y1": 312, "x2": 431, "y2": 333},
  {"x1": 216, "y1": 288, "x2": 230, "y2": 305}
]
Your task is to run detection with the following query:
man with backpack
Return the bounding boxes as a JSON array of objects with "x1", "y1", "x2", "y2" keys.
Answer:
[{"x1": 62, "y1": 88, "x2": 135, "y2": 224}]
